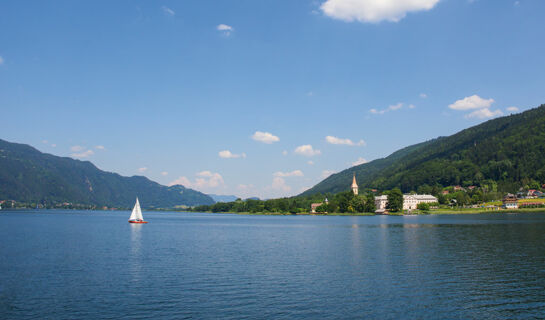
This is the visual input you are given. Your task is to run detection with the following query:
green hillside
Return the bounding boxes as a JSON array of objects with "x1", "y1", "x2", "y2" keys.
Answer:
[
  {"x1": 301, "y1": 104, "x2": 545, "y2": 196},
  {"x1": 0, "y1": 139, "x2": 214, "y2": 208}
]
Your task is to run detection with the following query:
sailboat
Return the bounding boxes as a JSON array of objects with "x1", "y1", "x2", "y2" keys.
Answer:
[{"x1": 128, "y1": 197, "x2": 148, "y2": 224}]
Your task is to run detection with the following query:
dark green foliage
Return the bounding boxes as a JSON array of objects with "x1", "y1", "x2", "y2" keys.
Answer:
[
  {"x1": 301, "y1": 104, "x2": 545, "y2": 196},
  {"x1": 386, "y1": 188, "x2": 403, "y2": 212},
  {"x1": 0, "y1": 139, "x2": 214, "y2": 208},
  {"x1": 315, "y1": 203, "x2": 328, "y2": 213},
  {"x1": 417, "y1": 202, "x2": 430, "y2": 211}
]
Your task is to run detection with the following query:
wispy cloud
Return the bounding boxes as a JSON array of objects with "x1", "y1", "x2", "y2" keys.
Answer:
[
  {"x1": 352, "y1": 157, "x2": 368, "y2": 166},
  {"x1": 70, "y1": 145, "x2": 95, "y2": 158},
  {"x1": 161, "y1": 171, "x2": 168, "y2": 176},
  {"x1": 320, "y1": 0, "x2": 441, "y2": 23},
  {"x1": 161, "y1": 6, "x2": 175, "y2": 16},
  {"x1": 465, "y1": 108, "x2": 503, "y2": 119},
  {"x1": 420, "y1": 93, "x2": 428, "y2": 98},
  {"x1": 274, "y1": 170, "x2": 304, "y2": 177},
  {"x1": 506, "y1": 106, "x2": 519, "y2": 113},
  {"x1": 71, "y1": 150, "x2": 94, "y2": 158},
  {"x1": 169, "y1": 171, "x2": 225, "y2": 190},
  {"x1": 219, "y1": 150, "x2": 246, "y2": 159},
  {"x1": 326, "y1": 135, "x2": 365, "y2": 146},
  {"x1": 271, "y1": 177, "x2": 291, "y2": 192},
  {"x1": 370, "y1": 102, "x2": 405, "y2": 115},
  {"x1": 294, "y1": 145, "x2": 321, "y2": 157},
  {"x1": 252, "y1": 131, "x2": 280, "y2": 144},
  {"x1": 138, "y1": 167, "x2": 148, "y2": 173},
  {"x1": 95, "y1": 145, "x2": 105, "y2": 150},
  {"x1": 217, "y1": 24, "x2": 234, "y2": 36},
  {"x1": 321, "y1": 170, "x2": 336, "y2": 179}
]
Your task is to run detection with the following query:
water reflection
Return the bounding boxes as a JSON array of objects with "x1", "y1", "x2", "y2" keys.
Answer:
[{"x1": 129, "y1": 224, "x2": 143, "y2": 281}]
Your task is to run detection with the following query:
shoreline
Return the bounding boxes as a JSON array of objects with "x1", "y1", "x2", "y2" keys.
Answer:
[{"x1": 3, "y1": 207, "x2": 544, "y2": 216}]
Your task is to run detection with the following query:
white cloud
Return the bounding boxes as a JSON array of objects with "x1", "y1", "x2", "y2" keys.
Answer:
[
  {"x1": 70, "y1": 145, "x2": 85, "y2": 152},
  {"x1": 272, "y1": 177, "x2": 291, "y2": 192},
  {"x1": 307, "y1": 161, "x2": 314, "y2": 165},
  {"x1": 0, "y1": 56, "x2": 4, "y2": 65},
  {"x1": 352, "y1": 157, "x2": 368, "y2": 166},
  {"x1": 408, "y1": 104, "x2": 416, "y2": 109},
  {"x1": 320, "y1": 0, "x2": 441, "y2": 23},
  {"x1": 370, "y1": 102, "x2": 404, "y2": 115},
  {"x1": 161, "y1": 6, "x2": 175, "y2": 16},
  {"x1": 282, "y1": 150, "x2": 288, "y2": 156},
  {"x1": 465, "y1": 108, "x2": 503, "y2": 119},
  {"x1": 252, "y1": 131, "x2": 280, "y2": 144},
  {"x1": 138, "y1": 167, "x2": 148, "y2": 173},
  {"x1": 71, "y1": 150, "x2": 94, "y2": 158},
  {"x1": 326, "y1": 135, "x2": 365, "y2": 146},
  {"x1": 219, "y1": 150, "x2": 246, "y2": 159},
  {"x1": 217, "y1": 24, "x2": 234, "y2": 36},
  {"x1": 321, "y1": 170, "x2": 336, "y2": 179},
  {"x1": 448, "y1": 95, "x2": 495, "y2": 110},
  {"x1": 161, "y1": 171, "x2": 168, "y2": 176},
  {"x1": 274, "y1": 170, "x2": 304, "y2": 177},
  {"x1": 169, "y1": 176, "x2": 192, "y2": 187},
  {"x1": 506, "y1": 106, "x2": 519, "y2": 113},
  {"x1": 170, "y1": 171, "x2": 225, "y2": 190},
  {"x1": 294, "y1": 144, "x2": 321, "y2": 157},
  {"x1": 95, "y1": 145, "x2": 105, "y2": 150},
  {"x1": 420, "y1": 93, "x2": 428, "y2": 98}
]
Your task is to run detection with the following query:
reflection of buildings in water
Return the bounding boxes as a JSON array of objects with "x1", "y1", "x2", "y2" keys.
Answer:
[{"x1": 129, "y1": 224, "x2": 143, "y2": 281}]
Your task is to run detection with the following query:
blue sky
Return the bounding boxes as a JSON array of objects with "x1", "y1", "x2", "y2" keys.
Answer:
[{"x1": 1, "y1": 0, "x2": 544, "y2": 199}]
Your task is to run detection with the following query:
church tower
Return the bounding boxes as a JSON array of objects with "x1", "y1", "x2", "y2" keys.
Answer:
[{"x1": 351, "y1": 173, "x2": 358, "y2": 195}]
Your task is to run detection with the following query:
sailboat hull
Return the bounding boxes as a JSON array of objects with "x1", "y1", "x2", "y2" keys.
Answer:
[{"x1": 128, "y1": 220, "x2": 148, "y2": 224}]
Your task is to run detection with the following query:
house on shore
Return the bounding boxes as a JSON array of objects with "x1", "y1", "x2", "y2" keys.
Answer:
[
  {"x1": 374, "y1": 194, "x2": 438, "y2": 213},
  {"x1": 403, "y1": 194, "x2": 438, "y2": 210},
  {"x1": 502, "y1": 194, "x2": 518, "y2": 209},
  {"x1": 311, "y1": 198, "x2": 328, "y2": 213}
]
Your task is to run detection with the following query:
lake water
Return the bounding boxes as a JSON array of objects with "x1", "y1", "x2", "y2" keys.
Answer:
[{"x1": 1, "y1": 210, "x2": 545, "y2": 319}]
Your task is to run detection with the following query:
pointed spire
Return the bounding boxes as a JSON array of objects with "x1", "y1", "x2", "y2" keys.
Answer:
[{"x1": 351, "y1": 173, "x2": 358, "y2": 195}]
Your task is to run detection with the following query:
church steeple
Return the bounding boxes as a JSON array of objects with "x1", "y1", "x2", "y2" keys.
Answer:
[{"x1": 351, "y1": 173, "x2": 358, "y2": 195}]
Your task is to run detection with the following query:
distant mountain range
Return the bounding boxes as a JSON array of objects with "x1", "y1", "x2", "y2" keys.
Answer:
[
  {"x1": 208, "y1": 194, "x2": 239, "y2": 203},
  {"x1": 301, "y1": 104, "x2": 545, "y2": 196},
  {"x1": 0, "y1": 139, "x2": 214, "y2": 208}
]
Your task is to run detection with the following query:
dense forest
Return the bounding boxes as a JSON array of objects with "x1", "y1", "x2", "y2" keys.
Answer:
[
  {"x1": 0, "y1": 139, "x2": 214, "y2": 208},
  {"x1": 302, "y1": 104, "x2": 545, "y2": 196},
  {"x1": 190, "y1": 191, "x2": 377, "y2": 214}
]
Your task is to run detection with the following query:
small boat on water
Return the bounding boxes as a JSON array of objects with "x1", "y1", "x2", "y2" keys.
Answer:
[{"x1": 128, "y1": 198, "x2": 148, "y2": 224}]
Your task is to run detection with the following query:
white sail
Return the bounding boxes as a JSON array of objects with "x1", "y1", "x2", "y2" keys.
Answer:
[{"x1": 129, "y1": 197, "x2": 144, "y2": 221}]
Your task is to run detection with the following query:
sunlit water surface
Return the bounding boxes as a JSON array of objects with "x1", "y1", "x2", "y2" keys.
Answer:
[{"x1": 1, "y1": 210, "x2": 545, "y2": 319}]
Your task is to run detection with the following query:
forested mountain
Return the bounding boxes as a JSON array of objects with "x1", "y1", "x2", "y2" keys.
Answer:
[
  {"x1": 301, "y1": 104, "x2": 545, "y2": 196},
  {"x1": 0, "y1": 139, "x2": 214, "y2": 208}
]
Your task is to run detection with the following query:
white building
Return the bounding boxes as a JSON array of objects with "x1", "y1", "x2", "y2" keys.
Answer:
[
  {"x1": 375, "y1": 195, "x2": 388, "y2": 213},
  {"x1": 403, "y1": 194, "x2": 438, "y2": 210},
  {"x1": 375, "y1": 194, "x2": 438, "y2": 212}
]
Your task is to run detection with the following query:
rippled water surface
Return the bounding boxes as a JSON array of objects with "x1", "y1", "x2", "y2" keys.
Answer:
[{"x1": 1, "y1": 210, "x2": 545, "y2": 319}]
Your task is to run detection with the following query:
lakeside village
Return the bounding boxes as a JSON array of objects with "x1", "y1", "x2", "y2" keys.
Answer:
[
  {"x1": 307, "y1": 174, "x2": 545, "y2": 215},
  {"x1": 3, "y1": 174, "x2": 545, "y2": 214},
  {"x1": 191, "y1": 174, "x2": 545, "y2": 215}
]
